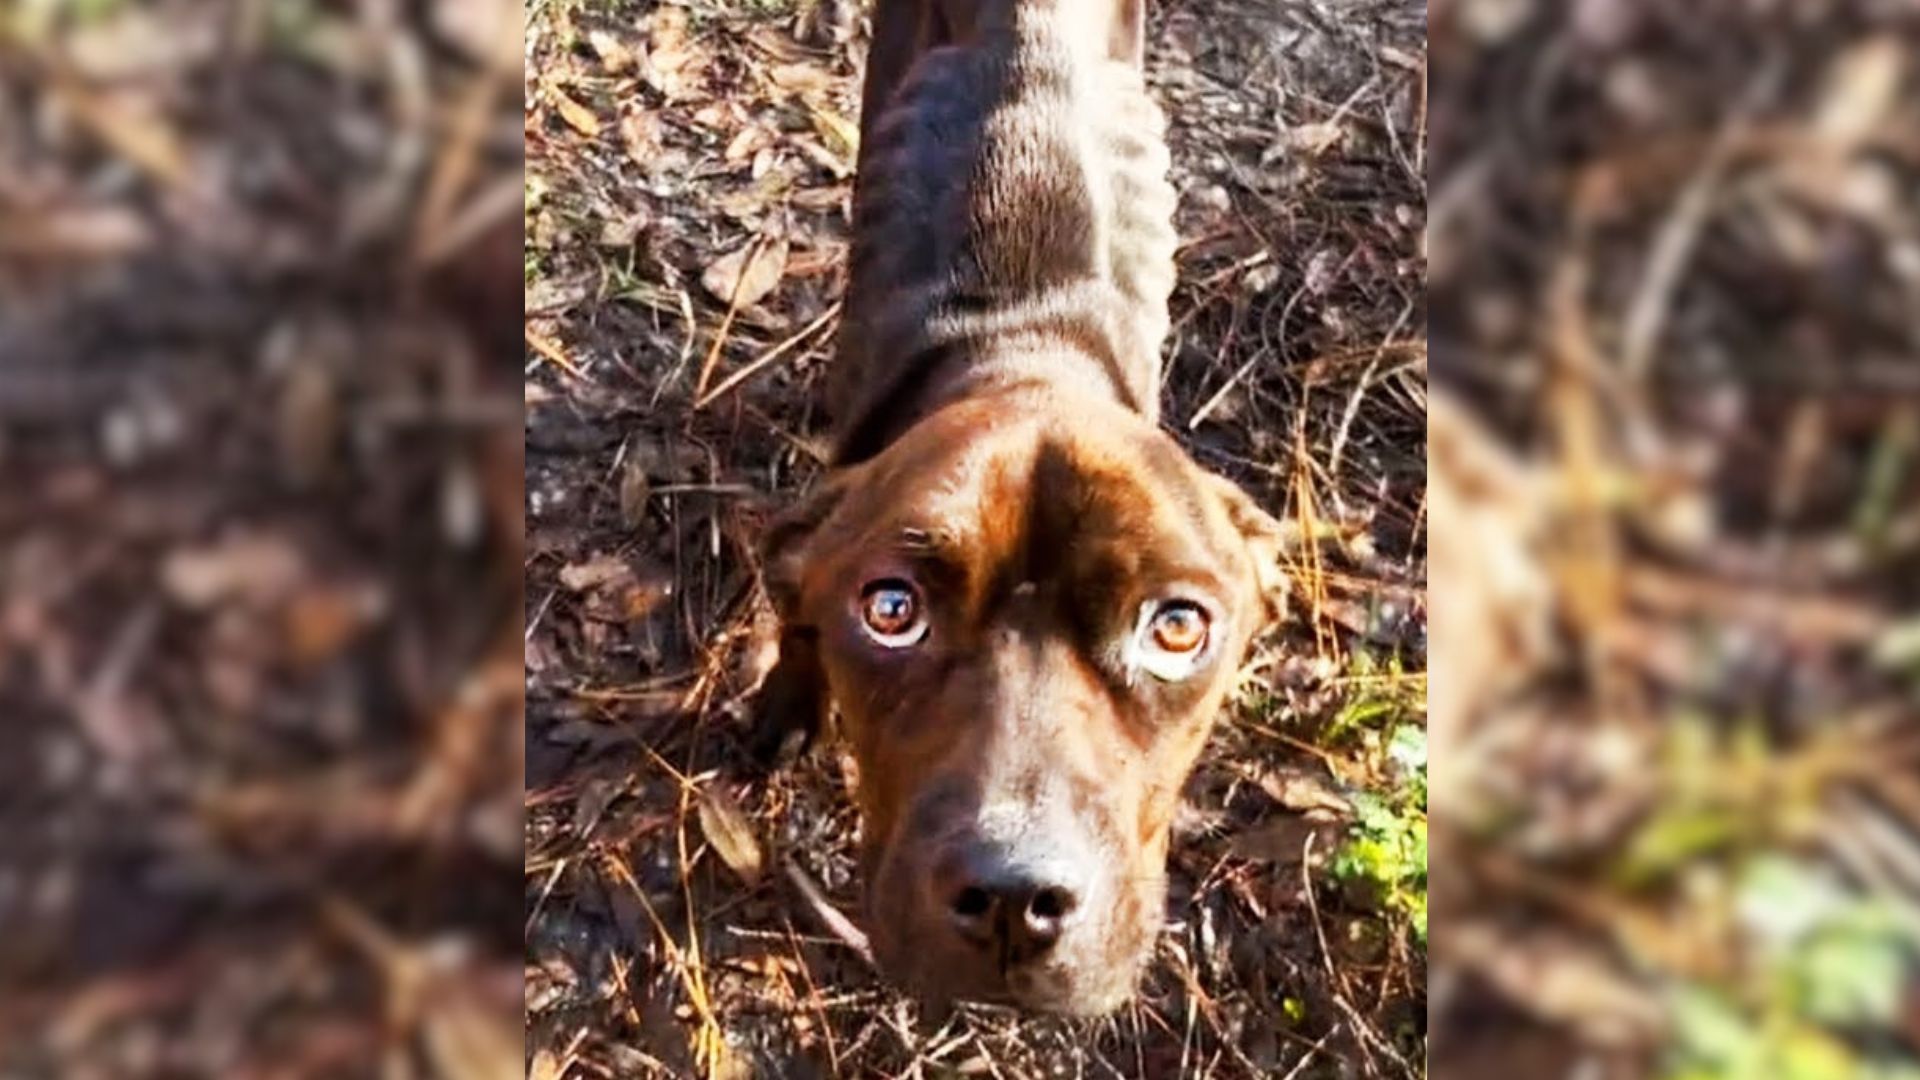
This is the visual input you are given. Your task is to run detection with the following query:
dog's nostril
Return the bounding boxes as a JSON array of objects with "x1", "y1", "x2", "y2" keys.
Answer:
[
  {"x1": 1028, "y1": 885, "x2": 1076, "y2": 921},
  {"x1": 952, "y1": 885, "x2": 994, "y2": 919}
]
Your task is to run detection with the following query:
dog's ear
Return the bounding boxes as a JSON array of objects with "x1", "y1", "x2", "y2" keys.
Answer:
[
  {"x1": 761, "y1": 470, "x2": 851, "y2": 621},
  {"x1": 1111, "y1": 0, "x2": 1145, "y2": 67},
  {"x1": 1203, "y1": 473, "x2": 1294, "y2": 626},
  {"x1": 752, "y1": 472, "x2": 851, "y2": 768}
]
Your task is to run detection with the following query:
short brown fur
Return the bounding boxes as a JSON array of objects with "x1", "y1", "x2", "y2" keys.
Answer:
[{"x1": 755, "y1": 0, "x2": 1287, "y2": 1013}]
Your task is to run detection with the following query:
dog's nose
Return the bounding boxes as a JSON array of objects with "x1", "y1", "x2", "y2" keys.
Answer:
[{"x1": 943, "y1": 847, "x2": 1082, "y2": 964}]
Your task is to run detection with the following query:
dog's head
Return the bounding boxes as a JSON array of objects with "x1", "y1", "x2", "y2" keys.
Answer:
[{"x1": 762, "y1": 393, "x2": 1286, "y2": 1014}]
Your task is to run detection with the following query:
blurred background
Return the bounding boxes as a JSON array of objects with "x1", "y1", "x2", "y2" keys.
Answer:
[
  {"x1": 1429, "y1": 2, "x2": 1920, "y2": 1078},
  {"x1": 0, "y1": 0, "x2": 524, "y2": 1076}
]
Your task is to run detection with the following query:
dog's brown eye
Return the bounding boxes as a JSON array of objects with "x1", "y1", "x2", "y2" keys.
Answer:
[
  {"x1": 859, "y1": 580, "x2": 927, "y2": 647},
  {"x1": 1150, "y1": 603, "x2": 1208, "y2": 654}
]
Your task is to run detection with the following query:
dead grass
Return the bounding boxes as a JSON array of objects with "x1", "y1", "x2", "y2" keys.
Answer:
[{"x1": 523, "y1": 0, "x2": 1427, "y2": 1076}]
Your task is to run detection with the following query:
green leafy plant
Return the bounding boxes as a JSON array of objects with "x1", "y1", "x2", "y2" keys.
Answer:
[
  {"x1": 1667, "y1": 856, "x2": 1920, "y2": 1080},
  {"x1": 1330, "y1": 723, "x2": 1428, "y2": 943}
]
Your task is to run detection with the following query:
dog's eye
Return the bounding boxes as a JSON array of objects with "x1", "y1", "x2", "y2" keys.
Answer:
[
  {"x1": 1132, "y1": 600, "x2": 1211, "y2": 681},
  {"x1": 859, "y1": 579, "x2": 927, "y2": 647},
  {"x1": 1150, "y1": 603, "x2": 1208, "y2": 653}
]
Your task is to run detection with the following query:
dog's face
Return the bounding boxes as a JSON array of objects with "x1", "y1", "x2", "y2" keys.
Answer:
[{"x1": 765, "y1": 394, "x2": 1285, "y2": 1014}]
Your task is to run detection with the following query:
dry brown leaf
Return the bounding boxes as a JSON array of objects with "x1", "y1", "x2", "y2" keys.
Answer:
[
  {"x1": 768, "y1": 62, "x2": 835, "y2": 97},
  {"x1": 162, "y1": 535, "x2": 307, "y2": 610},
  {"x1": 697, "y1": 785, "x2": 764, "y2": 886},
  {"x1": 421, "y1": 987, "x2": 524, "y2": 1080},
  {"x1": 528, "y1": 1049, "x2": 564, "y2": 1080},
  {"x1": 620, "y1": 107, "x2": 662, "y2": 164},
  {"x1": 809, "y1": 107, "x2": 860, "y2": 159},
  {"x1": 1228, "y1": 814, "x2": 1342, "y2": 868},
  {"x1": 744, "y1": 25, "x2": 814, "y2": 63},
  {"x1": 283, "y1": 584, "x2": 380, "y2": 667},
  {"x1": 433, "y1": 0, "x2": 522, "y2": 69},
  {"x1": 1450, "y1": 923, "x2": 1664, "y2": 1046},
  {"x1": 0, "y1": 205, "x2": 151, "y2": 258},
  {"x1": 557, "y1": 553, "x2": 632, "y2": 593},
  {"x1": 549, "y1": 86, "x2": 602, "y2": 137},
  {"x1": 643, "y1": 8, "x2": 702, "y2": 100},
  {"x1": 783, "y1": 243, "x2": 844, "y2": 278},
  {"x1": 278, "y1": 357, "x2": 339, "y2": 485},
  {"x1": 591, "y1": 576, "x2": 672, "y2": 624},
  {"x1": 1287, "y1": 122, "x2": 1345, "y2": 157},
  {"x1": 792, "y1": 136, "x2": 851, "y2": 179},
  {"x1": 49, "y1": 77, "x2": 191, "y2": 191},
  {"x1": 1813, "y1": 36, "x2": 1905, "y2": 149},
  {"x1": 724, "y1": 125, "x2": 770, "y2": 165},
  {"x1": 701, "y1": 237, "x2": 789, "y2": 309},
  {"x1": 619, "y1": 456, "x2": 652, "y2": 528},
  {"x1": 1426, "y1": 389, "x2": 1552, "y2": 775},
  {"x1": 587, "y1": 29, "x2": 637, "y2": 74},
  {"x1": 1256, "y1": 764, "x2": 1352, "y2": 815}
]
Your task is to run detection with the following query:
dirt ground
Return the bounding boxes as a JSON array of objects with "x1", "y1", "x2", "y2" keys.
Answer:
[
  {"x1": 523, "y1": 0, "x2": 1426, "y2": 1076},
  {"x1": 0, "y1": 2, "x2": 525, "y2": 1075}
]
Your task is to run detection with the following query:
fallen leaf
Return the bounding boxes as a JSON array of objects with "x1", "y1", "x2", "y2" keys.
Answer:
[
  {"x1": 1229, "y1": 814, "x2": 1344, "y2": 868},
  {"x1": 1256, "y1": 764, "x2": 1352, "y2": 815},
  {"x1": 278, "y1": 355, "x2": 339, "y2": 485},
  {"x1": 162, "y1": 535, "x2": 307, "y2": 610},
  {"x1": 808, "y1": 106, "x2": 859, "y2": 159},
  {"x1": 744, "y1": 25, "x2": 813, "y2": 63},
  {"x1": 1814, "y1": 36, "x2": 1904, "y2": 149},
  {"x1": 643, "y1": 7, "x2": 703, "y2": 100},
  {"x1": 783, "y1": 242, "x2": 846, "y2": 278},
  {"x1": 528, "y1": 1049, "x2": 564, "y2": 1080},
  {"x1": 587, "y1": 575, "x2": 671, "y2": 624},
  {"x1": 724, "y1": 125, "x2": 770, "y2": 164},
  {"x1": 698, "y1": 785, "x2": 764, "y2": 886},
  {"x1": 1287, "y1": 122, "x2": 1345, "y2": 157},
  {"x1": 597, "y1": 209, "x2": 649, "y2": 248},
  {"x1": 792, "y1": 136, "x2": 850, "y2": 179},
  {"x1": 421, "y1": 985, "x2": 525, "y2": 1080},
  {"x1": 619, "y1": 457, "x2": 652, "y2": 528},
  {"x1": 283, "y1": 584, "x2": 382, "y2": 667},
  {"x1": 49, "y1": 75, "x2": 191, "y2": 191},
  {"x1": 558, "y1": 553, "x2": 633, "y2": 593},
  {"x1": 587, "y1": 29, "x2": 637, "y2": 74},
  {"x1": 619, "y1": 107, "x2": 661, "y2": 165},
  {"x1": 433, "y1": 0, "x2": 520, "y2": 69},
  {"x1": 0, "y1": 205, "x2": 151, "y2": 258},
  {"x1": 701, "y1": 237, "x2": 788, "y2": 309},
  {"x1": 768, "y1": 62, "x2": 834, "y2": 97},
  {"x1": 549, "y1": 86, "x2": 602, "y2": 137}
]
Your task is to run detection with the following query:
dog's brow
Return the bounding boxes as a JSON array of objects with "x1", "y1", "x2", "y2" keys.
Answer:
[{"x1": 891, "y1": 528, "x2": 969, "y2": 572}]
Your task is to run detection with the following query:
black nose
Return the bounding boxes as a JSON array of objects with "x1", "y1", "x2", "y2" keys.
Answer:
[{"x1": 944, "y1": 848, "x2": 1082, "y2": 965}]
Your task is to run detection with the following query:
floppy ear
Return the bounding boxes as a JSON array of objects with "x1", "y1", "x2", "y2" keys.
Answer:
[
  {"x1": 1202, "y1": 473, "x2": 1294, "y2": 626},
  {"x1": 751, "y1": 472, "x2": 850, "y2": 767},
  {"x1": 761, "y1": 470, "x2": 849, "y2": 620}
]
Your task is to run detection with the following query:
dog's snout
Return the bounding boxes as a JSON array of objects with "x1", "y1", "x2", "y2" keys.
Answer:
[{"x1": 940, "y1": 845, "x2": 1083, "y2": 964}]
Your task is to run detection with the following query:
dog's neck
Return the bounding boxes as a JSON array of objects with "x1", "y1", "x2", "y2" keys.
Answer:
[
  {"x1": 828, "y1": 0, "x2": 1177, "y2": 467},
  {"x1": 833, "y1": 326, "x2": 1155, "y2": 467}
]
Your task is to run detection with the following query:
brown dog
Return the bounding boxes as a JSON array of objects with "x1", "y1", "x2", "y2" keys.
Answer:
[{"x1": 755, "y1": 0, "x2": 1288, "y2": 1015}]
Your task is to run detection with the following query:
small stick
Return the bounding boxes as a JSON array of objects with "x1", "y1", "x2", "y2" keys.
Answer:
[
  {"x1": 695, "y1": 235, "x2": 771, "y2": 400},
  {"x1": 695, "y1": 302, "x2": 841, "y2": 410},
  {"x1": 782, "y1": 856, "x2": 875, "y2": 966}
]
